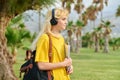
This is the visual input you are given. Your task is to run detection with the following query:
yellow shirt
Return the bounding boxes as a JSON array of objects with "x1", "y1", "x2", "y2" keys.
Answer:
[{"x1": 35, "y1": 33, "x2": 70, "y2": 80}]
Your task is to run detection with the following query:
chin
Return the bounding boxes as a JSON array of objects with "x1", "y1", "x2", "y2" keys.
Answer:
[
  {"x1": 63, "y1": 26, "x2": 66, "y2": 29},
  {"x1": 62, "y1": 28, "x2": 66, "y2": 30},
  {"x1": 60, "y1": 26, "x2": 66, "y2": 31}
]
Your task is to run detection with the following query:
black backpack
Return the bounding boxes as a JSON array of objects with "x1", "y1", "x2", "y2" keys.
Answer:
[{"x1": 19, "y1": 34, "x2": 53, "y2": 80}]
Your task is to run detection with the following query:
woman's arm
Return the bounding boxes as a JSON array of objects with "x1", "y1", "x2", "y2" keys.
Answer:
[{"x1": 37, "y1": 58, "x2": 72, "y2": 70}]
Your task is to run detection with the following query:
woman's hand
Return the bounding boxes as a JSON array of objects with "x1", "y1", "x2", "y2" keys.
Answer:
[
  {"x1": 62, "y1": 58, "x2": 73, "y2": 74},
  {"x1": 63, "y1": 58, "x2": 72, "y2": 67},
  {"x1": 67, "y1": 65, "x2": 73, "y2": 74}
]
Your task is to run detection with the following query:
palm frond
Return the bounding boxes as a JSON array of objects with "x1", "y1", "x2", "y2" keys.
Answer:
[{"x1": 76, "y1": 20, "x2": 84, "y2": 27}]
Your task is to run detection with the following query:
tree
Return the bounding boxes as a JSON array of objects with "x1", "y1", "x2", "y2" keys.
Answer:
[
  {"x1": 0, "y1": 0, "x2": 56, "y2": 79},
  {"x1": 5, "y1": 16, "x2": 32, "y2": 63},
  {"x1": 75, "y1": 20, "x2": 84, "y2": 53},
  {"x1": 92, "y1": 0, "x2": 108, "y2": 21},
  {"x1": 92, "y1": 27, "x2": 102, "y2": 52},
  {"x1": 116, "y1": 5, "x2": 120, "y2": 17},
  {"x1": 101, "y1": 20, "x2": 114, "y2": 53},
  {"x1": 109, "y1": 38, "x2": 120, "y2": 51},
  {"x1": 66, "y1": 21, "x2": 74, "y2": 52},
  {"x1": 82, "y1": 32, "x2": 93, "y2": 48}
]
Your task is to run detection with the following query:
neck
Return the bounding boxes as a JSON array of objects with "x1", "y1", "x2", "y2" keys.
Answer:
[
  {"x1": 51, "y1": 27, "x2": 60, "y2": 34},
  {"x1": 51, "y1": 29, "x2": 61, "y2": 38},
  {"x1": 51, "y1": 30, "x2": 60, "y2": 34}
]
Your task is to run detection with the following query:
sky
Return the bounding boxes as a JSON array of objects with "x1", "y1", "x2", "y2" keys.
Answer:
[{"x1": 102, "y1": 0, "x2": 120, "y2": 16}]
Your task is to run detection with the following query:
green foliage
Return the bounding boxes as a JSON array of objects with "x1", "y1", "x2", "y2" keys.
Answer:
[
  {"x1": 67, "y1": 21, "x2": 73, "y2": 29},
  {"x1": 75, "y1": 20, "x2": 84, "y2": 27},
  {"x1": 30, "y1": 32, "x2": 37, "y2": 42},
  {"x1": 0, "y1": 0, "x2": 56, "y2": 17},
  {"x1": 82, "y1": 32, "x2": 93, "y2": 47},
  {"x1": 38, "y1": 0, "x2": 56, "y2": 7},
  {"x1": 6, "y1": 27, "x2": 20, "y2": 46},
  {"x1": 5, "y1": 26, "x2": 31, "y2": 48},
  {"x1": 109, "y1": 37, "x2": 120, "y2": 47},
  {"x1": 101, "y1": 20, "x2": 113, "y2": 28},
  {"x1": 99, "y1": 38, "x2": 105, "y2": 45},
  {"x1": 11, "y1": 15, "x2": 23, "y2": 23},
  {"x1": 19, "y1": 23, "x2": 25, "y2": 28},
  {"x1": 109, "y1": 38, "x2": 117, "y2": 46},
  {"x1": 93, "y1": 27, "x2": 102, "y2": 32},
  {"x1": 5, "y1": 12, "x2": 36, "y2": 51},
  {"x1": 19, "y1": 29, "x2": 31, "y2": 39},
  {"x1": 116, "y1": 5, "x2": 120, "y2": 17},
  {"x1": 7, "y1": 14, "x2": 23, "y2": 28}
]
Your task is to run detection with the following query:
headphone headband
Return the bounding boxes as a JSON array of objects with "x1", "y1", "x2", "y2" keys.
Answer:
[{"x1": 52, "y1": 9, "x2": 55, "y2": 19}]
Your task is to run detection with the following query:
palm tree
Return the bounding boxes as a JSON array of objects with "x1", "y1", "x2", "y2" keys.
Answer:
[
  {"x1": 116, "y1": 37, "x2": 120, "y2": 49},
  {"x1": 84, "y1": 0, "x2": 109, "y2": 32},
  {"x1": 101, "y1": 20, "x2": 114, "y2": 53},
  {"x1": 0, "y1": 0, "x2": 56, "y2": 79},
  {"x1": 99, "y1": 37, "x2": 104, "y2": 50},
  {"x1": 86, "y1": 5, "x2": 98, "y2": 21},
  {"x1": 66, "y1": 21, "x2": 74, "y2": 52},
  {"x1": 6, "y1": 22, "x2": 31, "y2": 63},
  {"x1": 92, "y1": 27, "x2": 102, "y2": 52},
  {"x1": 109, "y1": 38, "x2": 118, "y2": 51},
  {"x1": 82, "y1": 32, "x2": 93, "y2": 48},
  {"x1": 61, "y1": 0, "x2": 74, "y2": 13},
  {"x1": 92, "y1": 0, "x2": 108, "y2": 21},
  {"x1": 82, "y1": 12, "x2": 88, "y2": 25},
  {"x1": 75, "y1": 20, "x2": 84, "y2": 53},
  {"x1": 74, "y1": 0, "x2": 84, "y2": 14},
  {"x1": 116, "y1": 5, "x2": 120, "y2": 17}
]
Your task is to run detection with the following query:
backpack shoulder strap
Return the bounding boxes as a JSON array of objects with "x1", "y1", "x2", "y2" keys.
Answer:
[
  {"x1": 47, "y1": 33, "x2": 53, "y2": 80},
  {"x1": 47, "y1": 33, "x2": 52, "y2": 62}
]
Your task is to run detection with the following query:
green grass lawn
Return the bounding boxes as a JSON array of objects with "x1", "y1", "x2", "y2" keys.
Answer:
[
  {"x1": 14, "y1": 48, "x2": 120, "y2": 80},
  {"x1": 70, "y1": 48, "x2": 120, "y2": 80}
]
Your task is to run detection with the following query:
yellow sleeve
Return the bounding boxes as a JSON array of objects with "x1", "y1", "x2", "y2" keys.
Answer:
[{"x1": 35, "y1": 34, "x2": 49, "y2": 62}]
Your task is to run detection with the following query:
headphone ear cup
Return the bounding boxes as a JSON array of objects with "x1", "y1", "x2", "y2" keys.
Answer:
[{"x1": 50, "y1": 18, "x2": 58, "y2": 25}]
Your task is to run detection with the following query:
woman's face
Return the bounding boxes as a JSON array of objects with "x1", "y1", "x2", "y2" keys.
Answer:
[{"x1": 56, "y1": 16, "x2": 68, "y2": 31}]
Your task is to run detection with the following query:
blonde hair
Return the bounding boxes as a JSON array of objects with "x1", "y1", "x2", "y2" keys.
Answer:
[{"x1": 31, "y1": 8, "x2": 69, "y2": 50}]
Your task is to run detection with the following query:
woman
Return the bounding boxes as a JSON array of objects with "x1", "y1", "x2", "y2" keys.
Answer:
[{"x1": 33, "y1": 8, "x2": 73, "y2": 80}]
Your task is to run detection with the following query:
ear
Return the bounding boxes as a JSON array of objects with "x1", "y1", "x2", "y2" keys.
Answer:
[{"x1": 50, "y1": 9, "x2": 58, "y2": 25}]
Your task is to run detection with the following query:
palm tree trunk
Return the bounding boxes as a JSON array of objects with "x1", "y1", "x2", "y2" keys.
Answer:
[
  {"x1": 69, "y1": 37, "x2": 73, "y2": 52},
  {"x1": 95, "y1": 35, "x2": 99, "y2": 52},
  {"x1": 0, "y1": 15, "x2": 17, "y2": 80},
  {"x1": 75, "y1": 34, "x2": 81, "y2": 53},
  {"x1": 11, "y1": 47, "x2": 17, "y2": 64},
  {"x1": 72, "y1": 32, "x2": 77, "y2": 53},
  {"x1": 103, "y1": 35, "x2": 109, "y2": 53}
]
